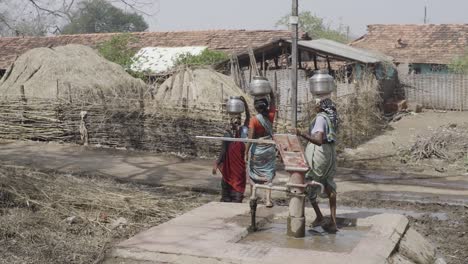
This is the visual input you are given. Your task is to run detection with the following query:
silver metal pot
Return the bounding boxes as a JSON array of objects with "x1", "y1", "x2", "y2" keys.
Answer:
[
  {"x1": 309, "y1": 70, "x2": 336, "y2": 95},
  {"x1": 249, "y1": 76, "x2": 272, "y2": 96},
  {"x1": 226, "y1": 96, "x2": 245, "y2": 114}
]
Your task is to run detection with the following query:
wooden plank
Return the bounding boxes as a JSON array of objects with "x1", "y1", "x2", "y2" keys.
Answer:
[{"x1": 248, "y1": 47, "x2": 260, "y2": 76}]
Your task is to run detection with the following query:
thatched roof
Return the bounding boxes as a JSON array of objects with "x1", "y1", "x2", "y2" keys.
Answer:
[{"x1": 351, "y1": 24, "x2": 468, "y2": 64}]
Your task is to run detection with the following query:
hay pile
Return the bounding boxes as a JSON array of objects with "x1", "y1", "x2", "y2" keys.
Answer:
[
  {"x1": 409, "y1": 123, "x2": 468, "y2": 161},
  {"x1": 0, "y1": 164, "x2": 213, "y2": 264},
  {"x1": 0, "y1": 44, "x2": 146, "y2": 101},
  {"x1": 155, "y1": 67, "x2": 252, "y2": 106}
]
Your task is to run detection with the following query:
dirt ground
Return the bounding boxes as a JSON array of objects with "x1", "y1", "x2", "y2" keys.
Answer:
[
  {"x1": 1, "y1": 110, "x2": 468, "y2": 264},
  {"x1": 0, "y1": 164, "x2": 215, "y2": 264},
  {"x1": 1, "y1": 163, "x2": 467, "y2": 264},
  {"x1": 341, "y1": 110, "x2": 468, "y2": 176},
  {"x1": 337, "y1": 192, "x2": 468, "y2": 264}
]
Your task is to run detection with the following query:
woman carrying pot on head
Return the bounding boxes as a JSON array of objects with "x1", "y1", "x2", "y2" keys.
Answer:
[
  {"x1": 245, "y1": 90, "x2": 276, "y2": 208},
  {"x1": 213, "y1": 96, "x2": 250, "y2": 203},
  {"x1": 295, "y1": 98, "x2": 339, "y2": 233}
]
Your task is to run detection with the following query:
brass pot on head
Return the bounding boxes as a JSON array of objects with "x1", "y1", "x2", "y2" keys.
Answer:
[
  {"x1": 226, "y1": 96, "x2": 245, "y2": 114},
  {"x1": 249, "y1": 76, "x2": 272, "y2": 96},
  {"x1": 309, "y1": 69, "x2": 336, "y2": 96}
]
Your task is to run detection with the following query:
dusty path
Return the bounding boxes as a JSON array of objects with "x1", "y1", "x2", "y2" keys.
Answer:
[
  {"x1": 1, "y1": 140, "x2": 467, "y2": 206},
  {"x1": 341, "y1": 110, "x2": 468, "y2": 175}
]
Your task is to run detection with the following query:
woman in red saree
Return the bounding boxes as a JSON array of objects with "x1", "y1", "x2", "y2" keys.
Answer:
[{"x1": 212, "y1": 96, "x2": 250, "y2": 203}]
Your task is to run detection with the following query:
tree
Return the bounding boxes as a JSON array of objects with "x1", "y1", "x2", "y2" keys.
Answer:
[
  {"x1": 449, "y1": 51, "x2": 468, "y2": 74},
  {"x1": 275, "y1": 11, "x2": 349, "y2": 43},
  {"x1": 62, "y1": 0, "x2": 148, "y2": 34},
  {"x1": 0, "y1": 0, "x2": 153, "y2": 36}
]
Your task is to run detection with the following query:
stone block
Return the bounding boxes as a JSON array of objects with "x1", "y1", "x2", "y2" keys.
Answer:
[
  {"x1": 399, "y1": 228, "x2": 436, "y2": 264},
  {"x1": 387, "y1": 253, "x2": 415, "y2": 264}
]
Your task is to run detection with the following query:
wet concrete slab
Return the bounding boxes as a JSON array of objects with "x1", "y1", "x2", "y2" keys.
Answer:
[{"x1": 105, "y1": 202, "x2": 410, "y2": 264}]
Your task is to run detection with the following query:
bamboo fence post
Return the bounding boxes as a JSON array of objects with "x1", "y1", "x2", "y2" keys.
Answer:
[
  {"x1": 19, "y1": 85, "x2": 26, "y2": 125},
  {"x1": 56, "y1": 79, "x2": 59, "y2": 100},
  {"x1": 221, "y1": 83, "x2": 224, "y2": 103},
  {"x1": 20, "y1": 85, "x2": 26, "y2": 103},
  {"x1": 68, "y1": 83, "x2": 72, "y2": 104},
  {"x1": 139, "y1": 85, "x2": 145, "y2": 111}
]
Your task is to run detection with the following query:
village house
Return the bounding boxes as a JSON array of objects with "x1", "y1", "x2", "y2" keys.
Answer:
[
  {"x1": 351, "y1": 24, "x2": 468, "y2": 75},
  {"x1": 351, "y1": 24, "x2": 468, "y2": 111}
]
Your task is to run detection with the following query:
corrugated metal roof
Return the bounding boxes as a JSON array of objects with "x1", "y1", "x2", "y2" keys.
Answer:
[
  {"x1": 291, "y1": 39, "x2": 393, "y2": 64},
  {"x1": 131, "y1": 46, "x2": 207, "y2": 74}
]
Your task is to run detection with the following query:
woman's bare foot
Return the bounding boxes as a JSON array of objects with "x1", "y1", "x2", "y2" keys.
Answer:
[{"x1": 323, "y1": 222, "x2": 338, "y2": 233}]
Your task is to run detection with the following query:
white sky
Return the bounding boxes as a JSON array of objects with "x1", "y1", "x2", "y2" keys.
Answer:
[{"x1": 120, "y1": 0, "x2": 468, "y2": 38}]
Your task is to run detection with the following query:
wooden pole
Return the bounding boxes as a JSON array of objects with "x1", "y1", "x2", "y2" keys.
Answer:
[
  {"x1": 56, "y1": 79, "x2": 59, "y2": 100},
  {"x1": 262, "y1": 52, "x2": 266, "y2": 77},
  {"x1": 68, "y1": 83, "x2": 72, "y2": 104},
  {"x1": 221, "y1": 83, "x2": 224, "y2": 104},
  {"x1": 20, "y1": 85, "x2": 26, "y2": 103},
  {"x1": 274, "y1": 71, "x2": 280, "y2": 129}
]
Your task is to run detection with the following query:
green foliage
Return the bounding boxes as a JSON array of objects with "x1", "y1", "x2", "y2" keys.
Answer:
[
  {"x1": 97, "y1": 33, "x2": 137, "y2": 68},
  {"x1": 276, "y1": 11, "x2": 349, "y2": 43},
  {"x1": 62, "y1": 0, "x2": 148, "y2": 34},
  {"x1": 97, "y1": 33, "x2": 148, "y2": 81},
  {"x1": 449, "y1": 51, "x2": 468, "y2": 74},
  {"x1": 174, "y1": 49, "x2": 229, "y2": 66}
]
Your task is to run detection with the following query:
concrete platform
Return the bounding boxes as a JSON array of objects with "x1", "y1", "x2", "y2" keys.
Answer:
[{"x1": 104, "y1": 202, "x2": 435, "y2": 264}]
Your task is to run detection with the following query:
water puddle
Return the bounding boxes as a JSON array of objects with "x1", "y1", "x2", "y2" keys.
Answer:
[{"x1": 238, "y1": 221, "x2": 369, "y2": 253}]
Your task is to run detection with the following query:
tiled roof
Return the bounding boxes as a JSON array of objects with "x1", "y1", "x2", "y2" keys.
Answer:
[
  {"x1": 351, "y1": 24, "x2": 468, "y2": 64},
  {"x1": 0, "y1": 30, "x2": 291, "y2": 69}
]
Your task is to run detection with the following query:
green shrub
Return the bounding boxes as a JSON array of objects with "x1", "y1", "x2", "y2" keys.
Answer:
[{"x1": 174, "y1": 49, "x2": 228, "y2": 66}]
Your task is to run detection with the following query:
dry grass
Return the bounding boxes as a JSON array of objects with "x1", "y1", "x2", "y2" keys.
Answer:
[{"x1": 0, "y1": 165, "x2": 215, "y2": 264}]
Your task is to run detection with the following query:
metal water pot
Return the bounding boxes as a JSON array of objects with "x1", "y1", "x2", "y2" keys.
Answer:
[
  {"x1": 249, "y1": 76, "x2": 272, "y2": 96},
  {"x1": 226, "y1": 96, "x2": 245, "y2": 114},
  {"x1": 309, "y1": 70, "x2": 336, "y2": 95}
]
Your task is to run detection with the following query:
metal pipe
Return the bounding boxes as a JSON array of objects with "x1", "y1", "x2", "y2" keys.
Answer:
[
  {"x1": 291, "y1": 0, "x2": 299, "y2": 128},
  {"x1": 287, "y1": 181, "x2": 325, "y2": 194},
  {"x1": 249, "y1": 198, "x2": 258, "y2": 232},
  {"x1": 195, "y1": 136, "x2": 275, "y2": 145},
  {"x1": 250, "y1": 183, "x2": 289, "y2": 200}
]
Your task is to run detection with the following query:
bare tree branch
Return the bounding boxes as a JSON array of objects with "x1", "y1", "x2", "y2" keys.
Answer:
[{"x1": 28, "y1": 0, "x2": 66, "y2": 18}]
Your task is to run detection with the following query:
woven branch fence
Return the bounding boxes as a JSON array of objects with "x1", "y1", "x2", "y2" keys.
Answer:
[{"x1": 0, "y1": 93, "x2": 228, "y2": 157}]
